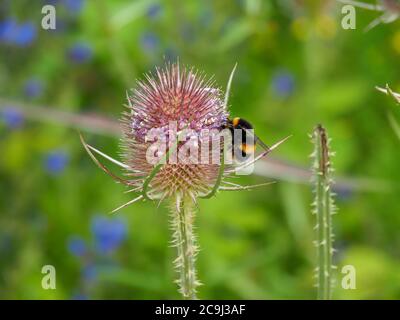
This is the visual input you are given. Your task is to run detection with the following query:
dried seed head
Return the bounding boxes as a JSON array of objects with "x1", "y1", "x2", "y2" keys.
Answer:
[{"x1": 121, "y1": 63, "x2": 229, "y2": 200}]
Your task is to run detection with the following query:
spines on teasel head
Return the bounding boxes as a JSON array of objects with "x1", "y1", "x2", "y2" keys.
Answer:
[{"x1": 121, "y1": 62, "x2": 229, "y2": 201}]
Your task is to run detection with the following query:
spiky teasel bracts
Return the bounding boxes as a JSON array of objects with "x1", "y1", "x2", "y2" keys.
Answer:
[
  {"x1": 80, "y1": 62, "x2": 289, "y2": 299},
  {"x1": 120, "y1": 63, "x2": 229, "y2": 201}
]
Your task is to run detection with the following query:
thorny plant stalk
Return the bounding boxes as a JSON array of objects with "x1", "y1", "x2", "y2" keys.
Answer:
[
  {"x1": 311, "y1": 125, "x2": 337, "y2": 300},
  {"x1": 171, "y1": 196, "x2": 200, "y2": 299}
]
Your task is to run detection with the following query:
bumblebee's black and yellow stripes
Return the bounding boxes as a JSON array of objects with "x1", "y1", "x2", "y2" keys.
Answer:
[{"x1": 224, "y1": 117, "x2": 270, "y2": 161}]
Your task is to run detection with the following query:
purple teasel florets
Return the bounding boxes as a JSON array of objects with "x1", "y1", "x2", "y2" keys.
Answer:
[{"x1": 120, "y1": 63, "x2": 231, "y2": 201}]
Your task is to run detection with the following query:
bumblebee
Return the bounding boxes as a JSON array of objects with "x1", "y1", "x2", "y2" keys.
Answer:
[{"x1": 224, "y1": 117, "x2": 270, "y2": 161}]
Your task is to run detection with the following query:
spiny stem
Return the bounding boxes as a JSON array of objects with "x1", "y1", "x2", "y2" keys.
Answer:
[
  {"x1": 170, "y1": 195, "x2": 199, "y2": 299},
  {"x1": 311, "y1": 124, "x2": 336, "y2": 300}
]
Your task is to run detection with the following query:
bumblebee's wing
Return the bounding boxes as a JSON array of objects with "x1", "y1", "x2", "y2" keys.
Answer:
[
  {"x1": 255, "y1": 135, "x2": 271, "y2": 152},
  {"x1": 243, "y1": 128, "x2": 271, "y2": 152}
]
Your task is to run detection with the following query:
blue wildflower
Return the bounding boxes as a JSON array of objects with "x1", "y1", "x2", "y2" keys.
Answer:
[
  {"x1": 91, "y1": 216, "x2": 127, "y2": 254},
  {"x1": 140, "y1": 32, "x2": 159, "y2": 52},
  {"x1": 0, "y1": 19, "x2": 18, "y2": 43},
  {"x1": 67, "y1": 42, "x2": 93, "y2": 63},
  {"x1": 67, "y1": 236, "x2": 87, "y2": 257},
  {"x1": 63, "y1": 0, "x2": 85, "y2": 14},
  {"x1": 271, "y1": 70, "x2": 295, "y2": 98},
  {"x1": 45, "y1": 151, "x2": 69, "y2": 174},
  {"x1": 13, "y1": 22, "x2": 37, "y2": 47},
  {"x1": 147, "y1": 3, "x2": 162, "y2": 20},
  {"x1": 1, "y1": 107, "x2": 24, "y2": 129},
  {"x1": 0, "y1": 19, "x2": 37, "y2": 46},
  {"x1": 23, "y1": 78, "x2": 43, "y2": 98}
]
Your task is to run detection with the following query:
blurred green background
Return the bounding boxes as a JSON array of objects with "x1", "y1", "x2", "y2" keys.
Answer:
[{"x1": 1, "y1": 0, "x2": 400, "y2": 299}]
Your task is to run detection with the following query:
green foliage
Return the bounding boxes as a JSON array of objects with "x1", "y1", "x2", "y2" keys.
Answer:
[{"x1": 1, "y1": 0, "x2": 400, "y2": 299}]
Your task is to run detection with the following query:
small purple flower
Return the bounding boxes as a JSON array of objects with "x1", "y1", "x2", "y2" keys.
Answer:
[
  {"x1": 147, "y1": 3, "x2": 162, "y2": 20},
  {"x1": 0, "y1": 20, "x2": 37, "y2": 46},
  {"x1": 1, "y1": 107, "x2": 24, "y2": 129},
  {"x1": 63, "y1": 0, "x2": 85, "y2": 14},
  {"x1": 0, "y1": 18, "x2": 18, "y2": 43},
  {"x1": 23, "y1": 78, "x2": 43, "y2": 98},
  {"x1": 13, "y1": 22, "x2": 36, "y2": 47},
  {"x1": 67, "y1": 236, "x2": 87, "y2": 257},
  {"x1": 91, "y1": 216, "x2": 127, "y2": 254},
  {"x1": 67, "y1": 42, "x2": 93, "y2": 63},
  {"x1": 45, "y1": 151, "x2": 69, "y2": 174},
  {"x1": 140, "y1": 32, "x2": 159, "y2": 52},
  {"x1": 271, "y1": 70, "x2": 295, "y2": 98}
]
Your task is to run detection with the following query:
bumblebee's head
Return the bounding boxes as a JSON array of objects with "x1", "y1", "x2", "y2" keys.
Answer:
[
  {"x1": 225, "y1": 117, "x2": 256, "y2": 160},
  {"x1": 229, "y1": 117, "x2": 253, "y2": 130},
  {"x1": 226, "y1": 117, "x2": 270, "y2": 158}
]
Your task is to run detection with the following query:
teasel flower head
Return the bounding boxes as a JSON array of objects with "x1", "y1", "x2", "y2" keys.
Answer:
[
  {"x1": 121, "y1": 63, "x2": 229, "y2": 202},
  {"x1": 80, "y1": 62, "x2": 289, "y2": 299}
]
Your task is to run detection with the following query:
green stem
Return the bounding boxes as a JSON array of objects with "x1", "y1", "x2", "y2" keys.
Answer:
[
  {"x1": 170, "y1": 195, "x2": 199, "y2": 299},
  {"x1": 312, "y1": 125, "x2": 335, "y2": 300}
]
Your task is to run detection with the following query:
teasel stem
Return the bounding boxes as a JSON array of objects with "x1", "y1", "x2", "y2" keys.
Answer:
[
  {"x1": 170, "y1": 194, "x2": 199, "y2": 299},
  {"x1": 311, "y1": 125, "x2": 337, "y2": 300}
]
